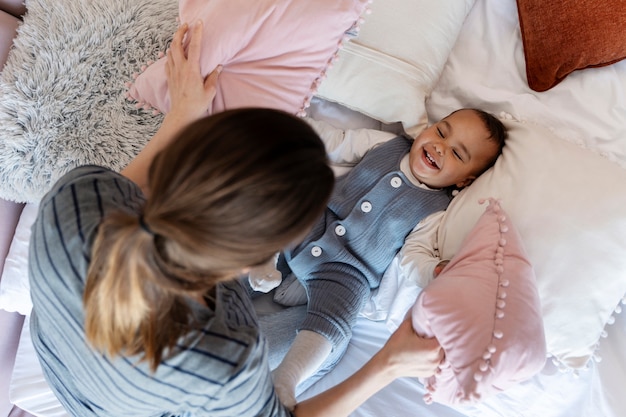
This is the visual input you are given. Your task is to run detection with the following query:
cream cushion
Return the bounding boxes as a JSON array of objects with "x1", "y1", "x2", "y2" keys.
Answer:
[{"x1": 315, "y1": 0, "x2": 475, "y2": 137}]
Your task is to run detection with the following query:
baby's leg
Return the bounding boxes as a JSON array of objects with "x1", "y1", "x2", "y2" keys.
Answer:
[
  {"x1": 272, "y1": 330, "x2": 332, "y2": 410},
  {"x1": 255, "y1": 302, "x2": 307, "y2": 370},
  {"x1": 272, "y1": 270, "x2": 370, "y2": 408}
]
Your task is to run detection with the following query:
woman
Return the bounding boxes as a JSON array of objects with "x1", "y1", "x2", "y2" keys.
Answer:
[{"x1": 28, "y1": 21, "x2": 442, "y2": 417}]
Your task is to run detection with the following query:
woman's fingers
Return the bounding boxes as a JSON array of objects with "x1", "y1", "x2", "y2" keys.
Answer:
[
  {"x1": 164, "y1": 20, "x2": 222, "y2": 120},
  {"x1": 383, "y1": 317, "x2": 443, "y2": 378},
  {"x1": 169, "y1": 22, "x2": 188, "y2": 64},
  {"x1": 204, "y1": 65, "x2": 223, "y2": 91},
  {"x1": 203, "y1": 65, "x2": 223, "y2": 114},
  {"x1": 187, "y1": 21, "x2": 204, "y2": 69}
]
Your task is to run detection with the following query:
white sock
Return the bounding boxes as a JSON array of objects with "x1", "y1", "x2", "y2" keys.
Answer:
[
  {"x1": 272, "y1": 330, "x2": 332, "y2": 410},
  {"x1": 248, "y1": 253, "x2": 282, "y2": 292}
]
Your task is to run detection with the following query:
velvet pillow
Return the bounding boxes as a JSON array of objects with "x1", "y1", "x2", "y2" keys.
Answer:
[
  {"x1": 412, "y1": 198, "x2": 546, "y2": 405},
  {"x1": 516, "y1": 0, "x2": 626, "y2": 91},
  {"x1": 127, "y1": 0, "x2": 370, "y2": 116}
]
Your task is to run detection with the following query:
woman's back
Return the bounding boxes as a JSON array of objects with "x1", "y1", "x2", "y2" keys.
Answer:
[{"x1": 29, "y1": 166, "x2": 290, "y2": 417}]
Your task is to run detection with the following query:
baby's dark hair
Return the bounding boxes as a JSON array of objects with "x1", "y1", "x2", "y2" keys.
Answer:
[{"x1": 470, "y1": 108, "x2": 507, "y2": 168}]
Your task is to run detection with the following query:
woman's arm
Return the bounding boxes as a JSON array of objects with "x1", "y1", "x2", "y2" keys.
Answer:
[
  {"x1": 121, "y1": 21, "x2": 221, "y2": 193},
  {"x1": 293, "y1": 318, "x2": 442, "y2": 417}
]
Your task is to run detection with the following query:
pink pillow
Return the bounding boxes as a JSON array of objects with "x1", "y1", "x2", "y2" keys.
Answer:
[
  {"x1": 127, "y1": 0, "x2": 370, "y2": 116},
  {"x1": 411, "y1": 198, "x2": 546, "y2": 405}
]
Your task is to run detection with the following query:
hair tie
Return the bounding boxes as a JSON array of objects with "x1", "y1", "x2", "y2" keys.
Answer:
[{"x1": 138, "y1": 215, "x2": 155, "y2": 236}]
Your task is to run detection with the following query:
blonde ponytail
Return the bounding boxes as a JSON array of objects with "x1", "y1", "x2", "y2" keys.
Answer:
[{"x1": 84, "y1": 212, "x2": 209, "y2": 371}]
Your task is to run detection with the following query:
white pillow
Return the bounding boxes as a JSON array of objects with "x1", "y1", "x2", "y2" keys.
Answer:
[
  {"x1": 315, "y1": 0, "x2": 475, "y2": 137},
  {"x1": 0, "y1": 202, "x2": 38, "y2": 315},
  {"x1": 437, "y1": 119, "x2": 626, "y2": 369}
]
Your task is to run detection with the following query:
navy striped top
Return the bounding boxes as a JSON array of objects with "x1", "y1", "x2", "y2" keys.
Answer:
[{"x1": 28, "y1": 166, "x2": 291, "y2": 417}]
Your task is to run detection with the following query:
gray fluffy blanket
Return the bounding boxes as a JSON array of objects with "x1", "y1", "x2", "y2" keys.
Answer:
[{"x1": 0, "y1": 0, "x2": 178, "y2": 203}]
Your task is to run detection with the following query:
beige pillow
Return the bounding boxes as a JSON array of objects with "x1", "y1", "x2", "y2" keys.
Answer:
[
  {"x1": 315, "y1": 0, "x2": 475, "y2": 137},
  {"x1": 437, "y1": 119, "x2": 626, "y2": 369}
]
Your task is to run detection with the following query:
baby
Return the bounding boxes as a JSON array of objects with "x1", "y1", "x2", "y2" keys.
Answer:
[{"x1": 251, "y1": 108, "x2": 507, "y2": 408}]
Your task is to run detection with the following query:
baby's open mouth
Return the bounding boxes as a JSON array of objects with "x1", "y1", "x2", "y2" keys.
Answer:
[{"x1": 424, "y1": 150, "x2": 439, "y2": 169}]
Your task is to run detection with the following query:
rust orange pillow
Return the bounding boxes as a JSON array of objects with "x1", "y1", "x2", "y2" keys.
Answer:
[{"x1": 516, "y1": 0, "x2": 626, "y2": 91}]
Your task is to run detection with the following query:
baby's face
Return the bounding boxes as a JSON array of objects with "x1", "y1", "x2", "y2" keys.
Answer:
[{"x1": 408, "y1": 109, "x2": 499, "y2": 189}]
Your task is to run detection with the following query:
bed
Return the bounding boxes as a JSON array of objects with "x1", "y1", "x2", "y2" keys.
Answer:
[{"x1": 1, "y1": 0, "x2": 626, "y2": 416}]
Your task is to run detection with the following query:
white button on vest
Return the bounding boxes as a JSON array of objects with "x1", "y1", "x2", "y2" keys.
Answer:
[
  {"x1": 311, "y1": 246, "x2": 322, "y2": 257},
  {"x1": 390, "y1": 176, "x2": 402, "y2": 188},
  {"x1": 361, "y1": 201, "x2": 372, "y2": 213},
  {"x1": 335, "y1": 225, "x2": 346, "y2": 236}
]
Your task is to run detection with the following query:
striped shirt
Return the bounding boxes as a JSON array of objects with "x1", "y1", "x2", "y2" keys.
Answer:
[{"x1": 28, "y1": 166, "x2": 291, "y2": 417}]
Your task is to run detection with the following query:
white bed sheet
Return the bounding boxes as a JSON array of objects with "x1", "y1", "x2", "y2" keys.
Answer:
[
  {"x1": 4, "y1": 0, "x2": 626, "y2": 416},
  {"x1": 300, "y1": 310, "x2": 626, "y2": 417}
]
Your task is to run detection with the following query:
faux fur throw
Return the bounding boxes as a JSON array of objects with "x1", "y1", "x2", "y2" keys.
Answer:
[{"x1": 0, "y1": 0, "x2": 178, "y2": 203}]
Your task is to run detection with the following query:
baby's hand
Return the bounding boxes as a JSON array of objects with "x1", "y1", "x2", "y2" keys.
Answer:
[
  {"x1": 248, "y1": 254, "x2": 282, "y2": 292},
  {"x1": 433, "y1": 260, "x2": 449, "y2": 277},
  {"x1": 248, "y1": 269, "x2": 282, "y2": 292}
]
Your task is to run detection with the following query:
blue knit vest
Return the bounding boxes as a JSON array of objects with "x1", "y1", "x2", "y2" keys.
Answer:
[{"x1": 285, "y1": 136, "x2": 451, "y2": 288}]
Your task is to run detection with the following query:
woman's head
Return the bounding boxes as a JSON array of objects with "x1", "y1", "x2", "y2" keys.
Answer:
[
  {"x1": 146, "y1": 108, "x2": 334, "y2": 279},
  {"x1": 84, "y1": 108, "x2": 334, "y2": 369}
]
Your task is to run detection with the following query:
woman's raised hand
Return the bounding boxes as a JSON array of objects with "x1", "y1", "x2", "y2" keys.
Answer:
[
  {"x1": 165, "y1": 21, "x2": 222, "y2": 122},
  {"x1": 292, "y1": 317, "x2": 442, "y2": 417},
  {"x1": 122, "y1": 21, "x2": 221, "y2": 191}
]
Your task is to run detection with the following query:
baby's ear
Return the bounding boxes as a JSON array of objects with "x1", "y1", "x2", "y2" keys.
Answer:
[{"x1": 455, "y1": 176, "x2": 475, "y2": 189}]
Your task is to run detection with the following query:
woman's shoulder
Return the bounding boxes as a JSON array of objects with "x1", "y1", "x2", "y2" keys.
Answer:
[
  {"x1": 52, "y1": 164, "x2": 118, "y2": 184},
  {"x1": 39, "y1": 165, "x2": 144, "y2": 218},
  {"x1": 31, "y1": 165, "x2": 145, "y2": 269},
  {"x1": 42, "y1": 165, "x2": 131, "y2": 201}
]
